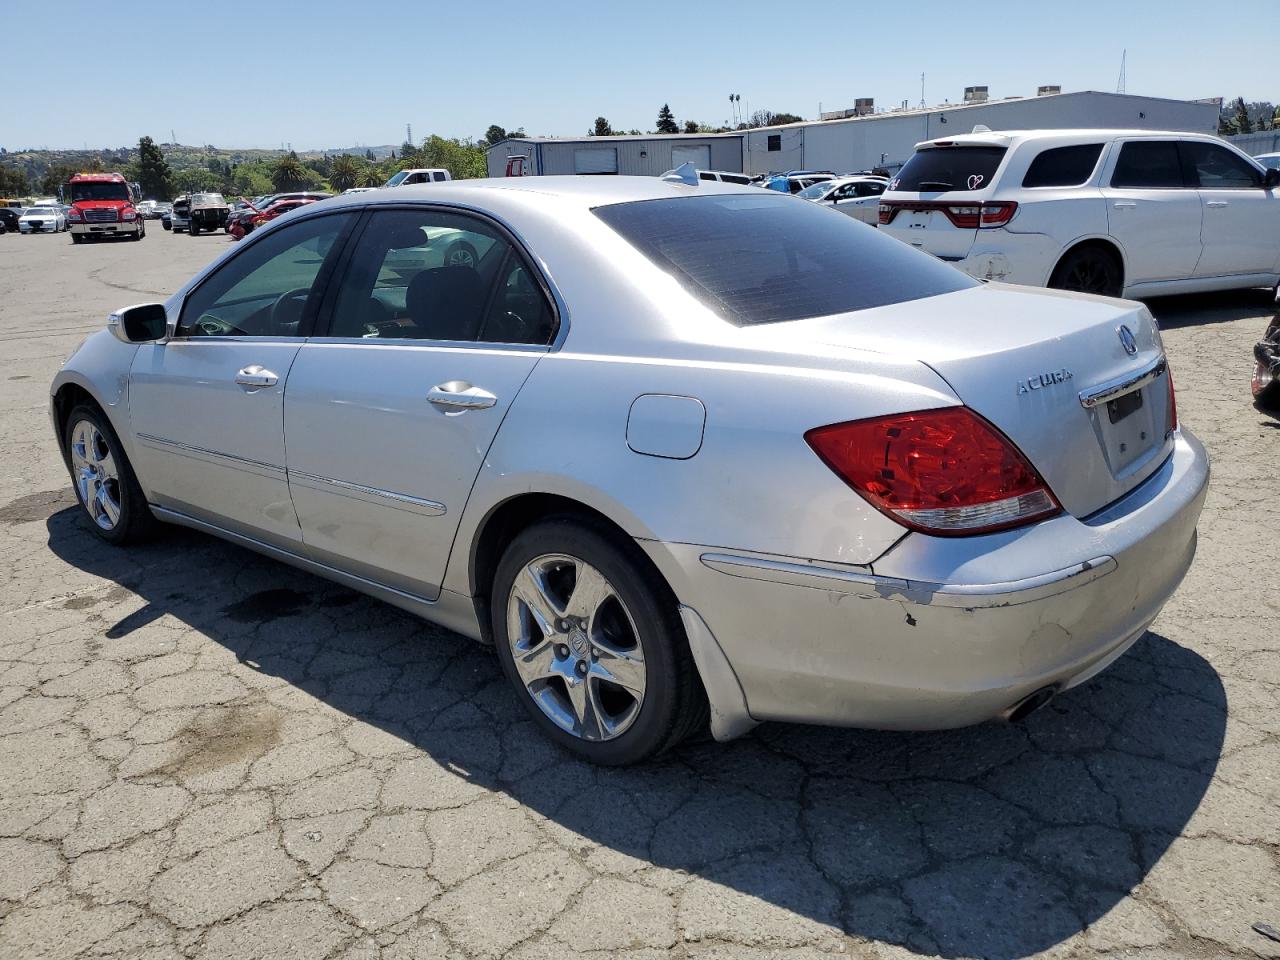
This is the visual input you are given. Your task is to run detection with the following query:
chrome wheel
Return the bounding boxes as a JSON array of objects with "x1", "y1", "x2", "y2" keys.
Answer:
[
  {"x1": 1254, "y1": 358, "x2": 1275, "y2": 398},
  {"x1": 506, "y1": 553, "x2": 646, "y2": 741},
  {"x1": 69, "y1": 420, "x2": 122, "y2": 530},
  {"x1": 445, "y1": 243, "x2": 477, "y2": 268}
]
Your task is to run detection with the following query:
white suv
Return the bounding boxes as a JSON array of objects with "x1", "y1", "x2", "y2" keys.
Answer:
[
  {"x1": 879, "y1": 129, "x2": 1280, "y2": 298},
  {"x1": 384, "y1": 168, "x2": 452, "y2": 187}
]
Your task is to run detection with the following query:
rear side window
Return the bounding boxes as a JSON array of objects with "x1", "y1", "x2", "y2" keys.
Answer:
[
  {"x1": 593, "y1": 193, "x2": 976, "y2": 326},
  {"x1": 1022, "y1": 143, "x2": 1103, "y2": 187},
  {"x1": 890, "y1": 146, "x2": 1007, "y2": 192},
  {"x1": 1111, "y1": 141, "x2": 1185, "y2": 188}
]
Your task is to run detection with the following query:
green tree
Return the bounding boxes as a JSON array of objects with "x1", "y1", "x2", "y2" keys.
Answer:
[
  {"x1": 484, "y1": 125, "x2": 508, "y2": 146},
  {"x1": 1233, "y1": 97, "x2": 1253, "y2": 135},
  {"x1": 271, "y1": 151, "x2": 312, "y2": 191},
  {"x1": 132, "y1": 136, "x2": 174, "y2": 200},
  {"x1": 357, "y1": 165, "x2": 383, "y2": 188},
  {"x1": 592, "y1": 117, "x2": 614, "y2": 137},
  {"x1": 656, "y1": 104, "x2": 679, "y2": 134},
  {"x1": 682, "y1": 120, "x2": 699, "y2": 134},
  {"x1": 0, "y1": 164, "x2": 29, "y2": 197},
  {"x1": 40, "y1": 164, "x2": 79, "y2": 197},
  {"x1": 330, "y1": 154, "x2": 360, "y2": 192}
]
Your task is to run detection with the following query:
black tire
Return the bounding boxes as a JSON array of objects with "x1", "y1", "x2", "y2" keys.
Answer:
[
  {"x1": 62, "y1": 404, "x2": 158, "y2": 545},
  {"x1": 491, "y1": 516, "x2": 706, "y2": 765},
  {"x1": 1048, "y1": 246, "x2": 1123, "y2": 298},
  {"x1": 189, "y1": 220, "x2": 199, "y2": 236},
  {"x1": 71, "y1": 233, "x2": 84, "y2": 244},
  {"x1": 1254, "y1": 322, "x2": 1280, "y2": 411}
]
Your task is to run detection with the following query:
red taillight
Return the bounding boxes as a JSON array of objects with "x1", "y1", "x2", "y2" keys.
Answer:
[
  {"x1": 878, "y1": 200, "x2": 1017, "y2": 229},
  {"x1": 805, "y1": 407, "x2": 1060, "y2": 536},
  {"x1": 1166, "y1": 365, "x2": 1178, "y2": 432}
]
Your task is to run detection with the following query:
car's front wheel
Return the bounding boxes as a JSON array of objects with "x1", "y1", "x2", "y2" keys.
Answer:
[
  {"x1": 491, "y1": 518, "x2": 705, "y2": 764},
  {"x1": 64, "y1": 405, "x2": 156, "y2": 545}
]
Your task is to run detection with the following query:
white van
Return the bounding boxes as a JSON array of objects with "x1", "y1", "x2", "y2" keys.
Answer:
[
  {"x1": 384, "y1": 168, "x2": 452, "y2": 187},
  {"x1": 879, "y1": 129, "x2": 1280, "y2": 298}
]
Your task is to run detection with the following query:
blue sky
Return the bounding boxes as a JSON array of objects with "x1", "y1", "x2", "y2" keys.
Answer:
[{"x1": 4, "y1": 0, "x2": 1273, "y2": 150}]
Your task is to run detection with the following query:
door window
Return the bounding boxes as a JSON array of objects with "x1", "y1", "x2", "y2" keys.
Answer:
[
  {"x1": 177, "y1": 213, "x2": 352, "y2": 338},
  {"x1": 324, "y1": 208, "x2": 556, "y2": 345},
  {"x1": 1110, "y1": 141, "x2": 1185, "y2": 188},
  {"x1": 854, "y1": 181, "x2": 886, "y2": 197},
  {"x1": 1179, "y1": 141, "x2": 1262, "y2": 189}
]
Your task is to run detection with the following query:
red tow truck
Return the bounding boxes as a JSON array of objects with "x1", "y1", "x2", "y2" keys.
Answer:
[{"x1": 64, "y1": 172, "x2": 146, "y2": 243}]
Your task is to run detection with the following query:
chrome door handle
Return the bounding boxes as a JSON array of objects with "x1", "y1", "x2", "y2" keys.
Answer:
[
  {"x1": 426, "y1": 381, "x2": 497, "y2": 412},
  {"x1": 1113, "y1": 201, "x2": 1137, "y2": 209},
  {"x1": 1205, "y1": 200, "x2": 1229, "y2": 208},
  {"x1": 235, "y1": 365, "x2": 279, "y2": 388}
]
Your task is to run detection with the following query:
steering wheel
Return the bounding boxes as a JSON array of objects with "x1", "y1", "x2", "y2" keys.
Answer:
[{"x1": 270, "y1": 288, "x2": 312, "y2": 335}]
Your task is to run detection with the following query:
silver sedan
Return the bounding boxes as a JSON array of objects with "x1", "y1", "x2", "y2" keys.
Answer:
[{"x1": 51, "y1": 178, "x2": 1209, "y2": 764}]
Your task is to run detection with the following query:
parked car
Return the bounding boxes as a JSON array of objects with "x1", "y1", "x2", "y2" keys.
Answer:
[
  {"x1": 136, "y1": 201, "x2": 159, "y2": 219},
  {"x1": 1255, "y1": 152, "x2": 1280, "y2": 171},
  {"x1": 51, "y1": 177, "x2": 1208, "y2": 764},
  {"x1": 0, "y1": 208, "x2": 19, "y2": 233},
  {"x1": 879, "y1": 129, "x2": 1280, "y2": 297},
  {"x1": 342, "y1": 186, "x2": 380, "y2": 195},
  {"x1": 228, "y1": 198, "x2": 316, "y2": 240},
  {"x1": 188, "y1": 193, "x2": 230, "y2": 236},
  {"x1": 19, "y1": 206, "x2": 67, "y2": 233},
  {"x1": 1254, "y1": 291, "x2": 1280, "y2": 411},
  {"x1": 170, "y1": 196, "x2": 190, "y2": 233},
  {"x1": 796, "y1": 176, "x2": 888, "y2": 224},
  {"x1": 762, "y1": 170, "x2": 837, "y2": 193},
  {"x1": 384, "y1": 168, "x2": 452, "y2": 187},
  {"x1": 660, "y1": 168, "x2": 752, "y2": 186}
]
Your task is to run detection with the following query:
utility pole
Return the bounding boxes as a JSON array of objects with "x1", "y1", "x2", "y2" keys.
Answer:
[
  {"x1": 406, "y1": 122, "x2": 412, "y2": 145},
  {"x1": 1116, "y1": 50, "x2": 1126, "y2": 95},
  {"x1": 921, "y1": 72, "x2": 926, "y2": 109}
]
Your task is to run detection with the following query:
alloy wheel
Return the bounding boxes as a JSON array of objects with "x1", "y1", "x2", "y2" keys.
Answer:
[
  {"x1": 69, "y1": 420, "x2": 122, "y2": 530},
  {"x1": 1065, "y1": 257, "x2": 1112, "y2": 294},
  {"x1": 1254, "y1": 358, "x2": 1275, "y2": 398},
  {"x1": 506, "y1": 553, "x2": 647, "y2": 741}
]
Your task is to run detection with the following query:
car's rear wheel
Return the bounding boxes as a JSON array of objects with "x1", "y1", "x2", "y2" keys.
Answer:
[
  {"x1": 491, "y1": 517, "x2": 705, "y2": 765},
  {"x1": 63, "y1": 405, "x2": 157, "y2": 545},
  {"x1": 1049, "y1": 246, "x2": 1122, "y2": 298},
  {"x1": 444, "y1": 240, "x2": 479, "y2": 269}
]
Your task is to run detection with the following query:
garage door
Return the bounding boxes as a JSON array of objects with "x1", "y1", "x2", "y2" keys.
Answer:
[
  {"x1": 574, "y1": 147, "x2": 618, "y2": 175},
  {"x1": 671, "y1": 145, "x2": 711, "y2": 169}
]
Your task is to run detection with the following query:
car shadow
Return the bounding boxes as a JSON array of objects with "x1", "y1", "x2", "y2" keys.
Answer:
[
  {"x1": 45, "y1": 507, "x2": 1226, "y2": 959},
  {"x1": 1143, "y1": 286, "x2": 1274, "y2": 328}
]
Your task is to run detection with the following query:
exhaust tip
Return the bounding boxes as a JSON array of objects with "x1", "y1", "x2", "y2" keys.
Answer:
[{"x1": 1002, "y1": 685, "x2": 1058, "y2": 723}]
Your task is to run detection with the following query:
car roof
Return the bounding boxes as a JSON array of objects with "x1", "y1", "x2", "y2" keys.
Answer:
[
  {"x1": 314, "y1": 175, "x2": 759, "y2": 215},
  {"x1": 914, "y1": 128, "x2": 1228, "y2": 150}
]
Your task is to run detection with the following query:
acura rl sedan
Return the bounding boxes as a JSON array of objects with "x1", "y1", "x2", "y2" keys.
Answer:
[{"x1": 50, "y1": 177, "x2": 1209, "y2": 764}]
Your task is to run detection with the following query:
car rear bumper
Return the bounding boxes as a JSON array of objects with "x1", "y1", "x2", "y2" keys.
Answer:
[
  {"x1": 883, "y1": 226, "x2": 1061, "y2": 287},
  {"x1": 70, "y1": 222, "x2": 140, "y2": 236},
  {"x1": 640, "y1": 429, "x2": 1209, "y2": 736}
]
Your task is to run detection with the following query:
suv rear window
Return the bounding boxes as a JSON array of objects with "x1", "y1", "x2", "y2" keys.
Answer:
[
  {"x1": 593, "y1": 193, "x2": 976, "y2": 326},
  {"x1": 1022, "y1": 143, "x2": 1103, "y2": 187},
  {"x1": 891, "y1": 146, "x2": 1007, "y2": 192}
]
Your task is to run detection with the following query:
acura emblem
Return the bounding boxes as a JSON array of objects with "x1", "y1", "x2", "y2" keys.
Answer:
[{"x1": 1117, "y1": 325, "x2": 1138, "y2": 356}]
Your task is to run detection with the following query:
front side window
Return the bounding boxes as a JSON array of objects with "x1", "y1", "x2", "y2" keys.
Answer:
[
  {"x1": 891, "y1": 146, "x2": 1007, "y2": 192},
  {"x1": 594, "y1": 193, "x2": 976, "y2": 326},
  {"x1": 1110, "y1": 141, "x2": 1185, "y2": 188},
  {"x1": 854, "y1": 181, "x2": 886, "y2": 197},
  {"x1": 324, "y1": 208, "x2": 555, "y2": 345},
  {"x1": 177, "y1": 213, "x2": 352, "y2": 338},
  {"x1": 1179, "y1": 141, "x2": 1262, "y2": 189},
  {"x1": 1021, "y1": 143, "x2": 1103, "y2": 188}
]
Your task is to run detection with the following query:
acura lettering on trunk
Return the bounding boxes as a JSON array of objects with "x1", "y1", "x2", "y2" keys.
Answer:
[{"x1": 50, "y1": 177, "x2": 1209, "y2": 765}]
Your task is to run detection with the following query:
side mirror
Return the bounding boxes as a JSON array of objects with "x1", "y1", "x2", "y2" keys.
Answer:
[
  {"x1": 108, "y1": 303, "x2": 168, "y2": 343},
  {"x1": 1265, "y1": 168, "x2": 1280, "y2": 190}
]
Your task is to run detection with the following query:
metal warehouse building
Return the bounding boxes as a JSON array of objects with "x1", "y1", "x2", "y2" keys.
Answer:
[
  {"x1": 486, "y1": 90, "x2": 1220, "y2": 179},
  {"x1": 485, "y1": 132, "x2": 743, "y2": 178}
]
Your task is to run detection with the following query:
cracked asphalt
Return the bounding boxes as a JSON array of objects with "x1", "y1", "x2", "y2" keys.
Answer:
[{"x1": 1, "y1": 227, "x2": 1278, "y2": 960}]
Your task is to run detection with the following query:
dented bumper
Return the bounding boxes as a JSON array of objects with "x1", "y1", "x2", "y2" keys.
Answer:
[{"x1": 640, "y1": 430, "x2": 1209, "y2": 735}]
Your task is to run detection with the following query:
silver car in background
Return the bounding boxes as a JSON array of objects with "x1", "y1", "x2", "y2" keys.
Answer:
[
  {"x1": 51, "y1": 178, "x2": 1208, "y2": 764},
  {"x1": 796, "y1": 175, "x2": 889, "y2": 224}
]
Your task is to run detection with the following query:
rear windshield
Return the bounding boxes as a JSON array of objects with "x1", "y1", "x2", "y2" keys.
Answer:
[
  {"x1": 890, "y1": 145, "x2": 1007, "y2": 192},
  {"x1": 593, "y1": 193, "x2": 976, "y2": 326}
]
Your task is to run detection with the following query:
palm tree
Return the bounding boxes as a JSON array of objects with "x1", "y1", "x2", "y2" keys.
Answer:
[
  {"x1": 357, "y1": 166, "x2": 383, "y2": 188},
  {"x1": 271, "y1": 153, "x2": 307, "y2": 192},
  {"x1": 330, "y1": 155, "x2": 360, "y2": 192}
]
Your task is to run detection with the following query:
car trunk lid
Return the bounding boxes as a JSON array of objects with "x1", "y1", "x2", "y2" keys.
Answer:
[{"x1": 790, "y1": 284, "x2": 1177, "y2": 518}]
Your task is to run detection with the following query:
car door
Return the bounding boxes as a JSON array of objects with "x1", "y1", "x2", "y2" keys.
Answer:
[
  {"x1": 129, "y1": 211, "x2": 355, "y2": 547},
  {"x1": 1179, "y1": 139, "x2": 1280, "y2": 277},
  {"x1": 835, "y1": 181, "x2": 885, "y2": 224},
  {"x1": 1100, "y1": 139, "x2": 1203, "y2": 284},
  {"x1": 283, "y1": 205, "x2": 558, "y2": 599}
]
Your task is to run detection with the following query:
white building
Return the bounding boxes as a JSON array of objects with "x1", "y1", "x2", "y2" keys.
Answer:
[{"x1": 485, "y1": 91, "x2": 1220, "y2": 179}]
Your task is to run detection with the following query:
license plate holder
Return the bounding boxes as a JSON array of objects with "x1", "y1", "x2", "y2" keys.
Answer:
[{"x1": 1107, "y1": 389, "x2": 1143, "y2": 424}]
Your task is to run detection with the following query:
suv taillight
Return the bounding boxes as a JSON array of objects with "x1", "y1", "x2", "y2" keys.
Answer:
[
  {"x1": 879, "y1": 200, "x2": 1017, "y2": 229},
  {"x1": 805, "y1": 407, "x2": 1060, "y2": 536}
]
